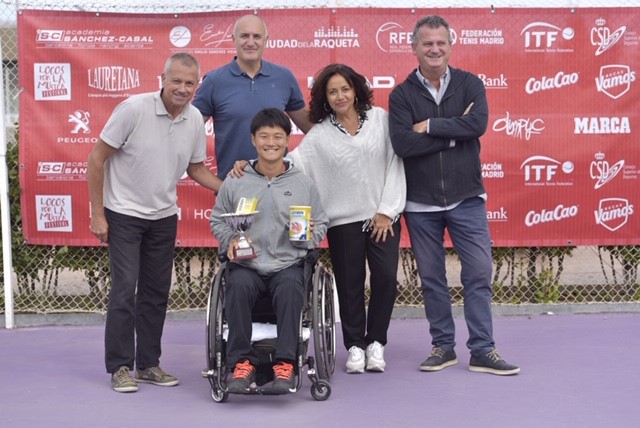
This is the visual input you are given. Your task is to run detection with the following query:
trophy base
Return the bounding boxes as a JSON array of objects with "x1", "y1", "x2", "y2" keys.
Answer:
[{"x1": 234, "y1": 246, "x2": 256, "y2": 261}]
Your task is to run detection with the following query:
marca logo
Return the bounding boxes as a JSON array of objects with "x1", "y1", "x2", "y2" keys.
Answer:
[
  {"x1": 520, "y1": 22, "x2": 575, "y2": 52},
  {"x1": 574, "y1": 117, "x2": 630, "y2": 134},
  {"x1": 520, "y1": 155, "x2": 574, "y2": 186},
  {"x1": 36, "y1": 30, "x2": 64, "y2": 42},
  {"x1": 590, "y1": 152, "x2": 624, "y2": 189},
  {"x1": 493, "y1": 112, "x2": 544, "y2": 141},
  {"x1": 594, "y1": 198, "x2": 634, "y2": 232},
  {"x1": 375, "y1": 22, "x2": 412, "y2": 53},
  {"x1": 68, "y1": 110, "x2": 90, "y2": 134},
  {"x1": 591, "y1": 18, "x2": 626, "y2": 56},
  {"x1": 596, "y1": 64, "x2": 636, "y2": 99}
]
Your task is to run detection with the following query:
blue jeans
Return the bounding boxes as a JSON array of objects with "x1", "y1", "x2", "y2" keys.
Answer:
[{"x1": 405, "y1": 197, "x2": 495, "y2": 356}]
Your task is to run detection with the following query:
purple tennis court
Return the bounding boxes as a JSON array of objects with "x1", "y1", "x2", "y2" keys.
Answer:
[{"x1": 2, "y1": 313, "x2": 638, "y2": 428}]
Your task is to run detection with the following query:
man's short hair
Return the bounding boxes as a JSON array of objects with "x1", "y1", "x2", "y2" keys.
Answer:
[
  {"x1": 250, "y1": 108, "x2": 292, "y2": 136},
  {"x1": 411, "y1": 15, "x2": 452, "y2": 45}
]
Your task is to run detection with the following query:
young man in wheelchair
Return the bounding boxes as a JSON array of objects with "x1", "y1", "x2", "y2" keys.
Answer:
[{"x1": 210, "y1": 108, "x2": 328, "y2": 394}]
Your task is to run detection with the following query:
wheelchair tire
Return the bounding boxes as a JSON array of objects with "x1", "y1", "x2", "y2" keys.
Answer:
[
  {"x1": 310, "y1": 379, "x2": 331, "y2": 401},
  {"x1": 206, "y1": 262, "x2": 226, "y2": 373},
  {"x1": 312, "y1": 265, "x2": 337, "y2": 380},
  {"x1": 211, "y1": 386, "x2": 229, "y2": 403}
]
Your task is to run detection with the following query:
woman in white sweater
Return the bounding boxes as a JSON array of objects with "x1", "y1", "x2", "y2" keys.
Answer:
[{"x1": 288, "y1": 64, "x2": 406, "y2": 374}]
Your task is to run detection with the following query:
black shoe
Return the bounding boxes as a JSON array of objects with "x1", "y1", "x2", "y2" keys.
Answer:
[
  {"x1": 227, "y1": 360, "x2": 256, "y2": 393},
  {"x1": 419, "y1": 347, "x2": 458, "y2": 372},
  {"x1": 469, "y1": 349, "x2": 520, "y2": 376},
  {"x1": 272, "y1": 361, "x2": 296, "y2": 394}
]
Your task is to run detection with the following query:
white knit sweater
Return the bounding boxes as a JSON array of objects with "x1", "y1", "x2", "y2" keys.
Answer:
[{"x1": 288, "y1": 106, "x2": 406, "y2": 228}]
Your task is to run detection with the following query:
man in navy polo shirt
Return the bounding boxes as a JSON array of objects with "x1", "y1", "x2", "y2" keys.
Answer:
[{"x1": 192, "y1": 14, "x2": 313, "y2": 179}]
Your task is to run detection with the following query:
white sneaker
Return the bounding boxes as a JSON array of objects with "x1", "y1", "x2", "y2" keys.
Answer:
[
  {"x1": 346, "y1": 346, "x2": 365, "y2": 374},
  {"x1": 365, "y1": 341, "x2": 386, "y2": 372}
]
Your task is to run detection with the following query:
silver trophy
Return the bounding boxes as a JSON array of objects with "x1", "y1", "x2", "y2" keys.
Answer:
[{"x1": 221, "y1": 212, "x2": 258, "y2": 260}]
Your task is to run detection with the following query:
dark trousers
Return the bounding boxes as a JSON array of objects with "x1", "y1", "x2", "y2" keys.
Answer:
[
  {"x1": 327, "y1": 221, "x2": 400, "y2": 350},
  {"x1": 104, "y1": 209, "x2": 177, "y2": 373},
  {"x1": 225, "y1": 262, "x2": 305, "y2": 367}
]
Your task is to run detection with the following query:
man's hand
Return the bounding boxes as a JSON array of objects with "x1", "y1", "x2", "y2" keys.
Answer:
[
  {"x1": 90, "y1": 214, "x2": 109, "y2": 243},
  {"x1": 228, "y1": 160, "x2": 249, "y2": 178}
]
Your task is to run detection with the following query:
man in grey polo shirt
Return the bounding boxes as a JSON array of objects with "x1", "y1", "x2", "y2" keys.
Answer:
[
  {"x1": 192, "y1": 14, "x2": 313, "y2": 179},
  {"x1": 88, "y1": 52, "x2": 222, "y2": 393}
]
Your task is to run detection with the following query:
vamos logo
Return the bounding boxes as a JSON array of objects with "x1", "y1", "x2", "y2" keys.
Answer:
[
  {"x1": 525, "y1": 71, "x2": 578, "y2": 94},
  {"x1": 520, "y1": 155, "x2": 574, "y2": 186},
  {"x1": 574, "y1": 116, "x2": 630, "y2": 134},
  {"x1": 520, "y1": 22, "x2": 575, "y2": 53},
  {"x1": 596, "y1": 64, "x2": 636, "y2": 99},
  {"x1": 594, "y1": 198, "x2": 634, "y2": 232},
  {"x1": 590, "y1": 152, "x2": 624, "y2": 189},
  {"x1": 493, "y1": 112, "x2": 544, "y2": 141},
  {"x1": 525, "y1": 204, "x2": 579, "y2": 227},
  {"x1": 375, "y1": 22, "x2": 412, "y2": 53},
  {"x1": 591, "y1": 18, "x2": 626, "y2": 56}
]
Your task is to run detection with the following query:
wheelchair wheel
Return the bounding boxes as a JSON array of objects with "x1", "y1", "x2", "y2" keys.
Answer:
[
  {"x1": 310, "y1": 379, "x2": 331, "y2": 401},
  {"x1": 206, "y1": 262, "x2": 227, "y2": 377},
  {"x1": 311, "y1": 265, "x2": 336, "y2": 381},
  {"x1": 211, "y1": 385, "x2": 229, "y2": 403}
]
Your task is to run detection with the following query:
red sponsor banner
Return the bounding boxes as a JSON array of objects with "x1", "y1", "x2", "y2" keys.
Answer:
[{"x1": 17, "y1": 8, "x2": 640, "y2": 247}]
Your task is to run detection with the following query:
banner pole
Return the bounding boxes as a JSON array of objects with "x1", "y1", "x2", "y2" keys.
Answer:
[{"x1": 0, "y1": 38, "x2": 15, "y2": 329}]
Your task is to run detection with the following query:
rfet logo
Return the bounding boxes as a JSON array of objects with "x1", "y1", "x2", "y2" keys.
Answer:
[
  {"x1": 375, "y1": 22, "x2": 412, "y2": 53},
  {"x1": 594, "y1": 198, "x2": 634, "y2": 232}
]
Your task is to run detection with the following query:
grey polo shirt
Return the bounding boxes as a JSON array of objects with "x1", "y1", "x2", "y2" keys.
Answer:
[{"x1": 100, "y1": 90, "x2": 206, "y2": 220}]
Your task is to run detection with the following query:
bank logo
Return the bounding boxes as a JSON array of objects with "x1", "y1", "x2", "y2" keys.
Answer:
[
  {"x1": 574, "y1": 116, "x2": 630, "y2": 134},
  {"x1": 479, "y1": 73, "x2": 508, "y2": 90},
  {"x1": 591, "y1": 18, "x2": 626, "y2": 56},
  {"x1": 595, "y1": 198, "x2": 633, "y2": 232},
  {"x1": 69, "y1": 110, "x2": 90, "y2": 134},
  {"x1": 521, "y1": 22, "x2": 575, "y2": 52},
  {"x1": 591, "y1": 152, "x2": 624, "y2": 189},
  {"x1": 596, "y1": 64, "x2": 636, "y2": 99},
  {"x1": 34, "y1": 63, "x2": 71, "y2": 101},
  {"x1": 487, "y1": 206, "x2": 508, "y2": 222},
  {"x1": 375, "y1": 22, "x2": 412, "y2": 53}
]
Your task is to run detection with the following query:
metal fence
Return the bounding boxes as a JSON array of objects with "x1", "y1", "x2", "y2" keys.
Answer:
[{"x1": 1, "y1": 1, "x2": 639, "y2": 320}]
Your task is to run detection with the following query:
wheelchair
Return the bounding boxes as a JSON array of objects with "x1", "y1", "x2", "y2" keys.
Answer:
[{"x1": 204, "y1": 250, "x2": 336, "y2": 402}]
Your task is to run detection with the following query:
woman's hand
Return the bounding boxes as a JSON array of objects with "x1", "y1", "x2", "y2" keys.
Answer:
[{"x1": 369, "y1": 213, "x2": 394, "y2": 243}]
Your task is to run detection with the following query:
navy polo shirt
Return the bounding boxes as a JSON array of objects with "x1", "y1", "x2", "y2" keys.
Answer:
[{"x1": 192, "y1": 58, "x2": 305, "y2": 179}]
